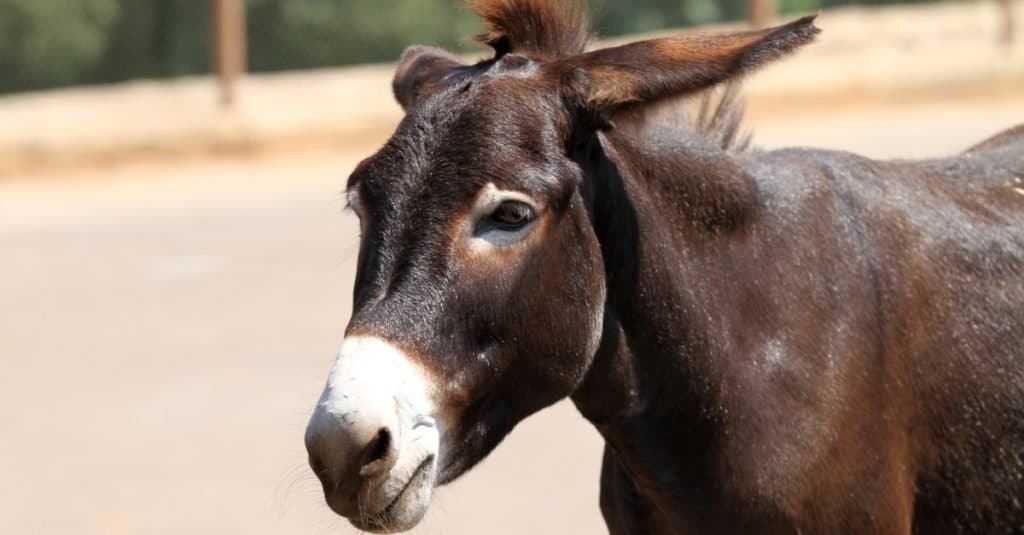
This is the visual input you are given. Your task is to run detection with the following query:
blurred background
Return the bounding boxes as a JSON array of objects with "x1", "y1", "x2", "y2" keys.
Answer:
[
  {"x1": 0, "y1": 1, "x2": 1021, "y2": 534},
  {"x1": 0, "y1": 0, "x2": 971, "y2": 95}
]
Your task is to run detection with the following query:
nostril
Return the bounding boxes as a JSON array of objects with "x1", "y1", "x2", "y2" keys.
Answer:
[
  {"x1": 366, "y1": 428, "x2": 391, "y2": 463},
  {"x1": 359, "y1": 427, "x2": 397, "y2": 478}
]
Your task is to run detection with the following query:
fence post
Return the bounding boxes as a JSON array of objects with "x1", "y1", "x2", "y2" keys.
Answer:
[
  {"x1": 1001, "y1": 0, "x2": 1016, "y2": 45},
  {"x1": 747, "y1": 0, "x2": 777, "y2": 28},
  {"x1": 212, "y1": 0, "x2": 247, "y2": 107}
]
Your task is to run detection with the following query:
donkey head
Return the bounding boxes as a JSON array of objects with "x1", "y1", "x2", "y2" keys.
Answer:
[{"x1": 305, "y1": 1, "x2": 818, "y2": 531}]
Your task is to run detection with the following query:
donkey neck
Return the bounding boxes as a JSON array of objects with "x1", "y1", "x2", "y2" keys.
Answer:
[
  {"x1": 570, "y1": 125, "x2": 762, "y2": 512},
  {"x1": 573, "y1": 125, "x2": 762, "y2": 405}
]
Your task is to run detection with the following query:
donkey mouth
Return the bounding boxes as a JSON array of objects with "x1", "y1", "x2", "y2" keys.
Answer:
[{"x1": 354, "y1": 456, "x2": 436, "y2": 533}]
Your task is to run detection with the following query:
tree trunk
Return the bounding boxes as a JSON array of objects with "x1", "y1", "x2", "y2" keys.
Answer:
[
  {"x1": 212, "y1": 0, "x2": 247, "y2": 107},
  {"x1": 747, "y1": 0, "x2": 777, "y2": 28}
]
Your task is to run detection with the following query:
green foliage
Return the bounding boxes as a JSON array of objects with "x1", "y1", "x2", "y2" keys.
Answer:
[
  {"x1": 780, "y1": 0, "x2": 826, "y2": 14},
  {"x1": 246, "y1": 0, "x2": 480, "y2": 72},
  {"x1": 0, "y1": 0, "x2": 119, "y2": 92},
  {"x1": 0, "y1": 0, "x2": 886, "y2": 95},
  {"x1": 590, "y1": 0, "x2": 747, "y2": 33},
  {"x1": 90, "y1": 1, "x2": 211, "y2": 82}
]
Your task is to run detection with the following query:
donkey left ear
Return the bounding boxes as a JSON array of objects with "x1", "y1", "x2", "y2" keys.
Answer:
[
  {"x1": 393, "y1": 45, "x2": 468, "y2": 111},
  {"x1": 548, "y1": 15, "x2": 820, "y2": 121}
]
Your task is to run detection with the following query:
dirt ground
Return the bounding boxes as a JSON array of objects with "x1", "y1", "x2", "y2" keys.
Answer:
[{"x1": 2, "y1": 89, "x2": 1022, "y2": 535}]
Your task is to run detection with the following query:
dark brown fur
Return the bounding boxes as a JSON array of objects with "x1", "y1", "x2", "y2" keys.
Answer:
[
  {"x1": 553, "y1": 15, "x2": 819, "y2": 118},
  {"x1": 470, "y1": 0, "x2": 591, "y2": 58},
  {"x1": 311, "y1": 1, "x2": 1024, "y2": 532}
]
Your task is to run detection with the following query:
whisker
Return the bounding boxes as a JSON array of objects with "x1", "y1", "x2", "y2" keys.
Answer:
[{"x1": 273, "y1": 461, "x2": 320, "y2": 514}]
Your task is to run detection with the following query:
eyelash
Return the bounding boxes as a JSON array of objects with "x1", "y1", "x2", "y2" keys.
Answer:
[{"x1": 489, "y1": 201, "x2": 535, "y2": 229}]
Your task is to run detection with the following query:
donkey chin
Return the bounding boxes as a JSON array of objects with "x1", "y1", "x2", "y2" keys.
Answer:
[
  {"x1": 343, "y1": 446, "x2": 439, "y2": 533},
  {"x1": 348, "y1": 454, "x2": 439, "y2": 533},
  {"x1": 304, "y1": 336, "x2": 442, "y2": 533}
]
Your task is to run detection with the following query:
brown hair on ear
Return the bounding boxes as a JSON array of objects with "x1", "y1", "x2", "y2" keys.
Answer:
[
  {"x1": 393, "y1": 45, "x2": 467, "y2": 111},
  {"x1": 469, "y1": 0, "x2": 591, "y2": 59},
  {"x1": 549, "y1": 15, "x2": 820, "y2": 119}
]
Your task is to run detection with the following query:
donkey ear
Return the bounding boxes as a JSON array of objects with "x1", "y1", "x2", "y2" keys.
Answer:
[
  {"x1": 549, "y1": 15, "x2": 820, "y2": 120},
  {"x1": 392, "y1": 45, "x2": 467, "y2": 111}
]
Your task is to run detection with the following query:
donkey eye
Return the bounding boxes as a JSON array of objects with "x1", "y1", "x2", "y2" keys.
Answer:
[{"x1": 489, "y1": 201, "x2": 535, "y2": 229}]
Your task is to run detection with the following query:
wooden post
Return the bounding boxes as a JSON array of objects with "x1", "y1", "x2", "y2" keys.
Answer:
[
  {"x1": 1000, "y1": 0, "x2": 1015, "y2": 45},
  {"x1": 747, "y1": 0, "x2": 777, "y2": 28},
  {"x1": 212, "y1": 0, "x2": 247, "y2": 107}
]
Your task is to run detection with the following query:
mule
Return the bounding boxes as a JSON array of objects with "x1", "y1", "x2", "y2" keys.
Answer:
[{"x1": 304, "y1": 1, "x2": 1024, "y2": 532}]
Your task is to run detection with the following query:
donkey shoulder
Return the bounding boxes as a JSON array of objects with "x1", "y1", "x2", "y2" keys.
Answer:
[
  {"x1": 751, "y1": 141, "x2": 1023, "y2": 226},
  {"x1": 965, "y1": 123, "x2": 1024, "y2": 154}
]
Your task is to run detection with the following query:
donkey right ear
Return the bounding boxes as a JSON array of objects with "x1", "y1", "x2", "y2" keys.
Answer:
[
  {"x1": 547, "y1": 16, "x2": 820, "y2": 122},
  {"x1": 392, "y1": 45, "x2": 467, "y2": 111}
]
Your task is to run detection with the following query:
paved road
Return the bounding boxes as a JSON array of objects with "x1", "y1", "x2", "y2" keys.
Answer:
[{"x1": 2, "y1": 94, "x2": 1022, "y2": 535}]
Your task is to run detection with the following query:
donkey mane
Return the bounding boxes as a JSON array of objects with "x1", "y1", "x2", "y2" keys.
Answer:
[
  {"x1": 693, "y1": 85, "x2": 752, "y2": 152},
  {"x1": 621, "y1": 84, "x2": 753, "y2": 153},
  {"x1": 470, "y1": 0, "x2": 592, "y2": 59},
  {"x1": 470, "y1": 0, "x2": 754, "y2": 152}
]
